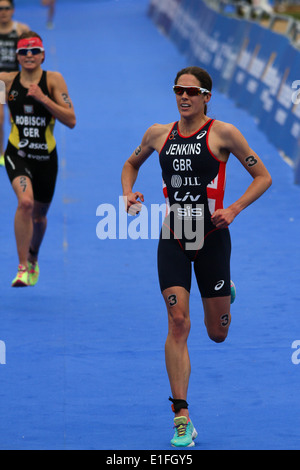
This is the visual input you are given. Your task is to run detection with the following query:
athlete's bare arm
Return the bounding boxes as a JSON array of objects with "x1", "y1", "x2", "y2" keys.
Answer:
[
  {"x1": 122, "y1": 123, "x2": 173, "y2": 212},
  {"x1": 26, "y1": 72, "x2": 76, "y2": 129},
  {"x1": 0, "y1": 71, "x2": 18, "y2": 100},
  {"x1": 210, "y1": 121, "x2": 272, "y2": 229}
]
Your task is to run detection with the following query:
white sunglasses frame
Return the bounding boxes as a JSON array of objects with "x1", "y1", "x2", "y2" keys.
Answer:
[
  {"x1": 173, "y1": 85, "x2": 211, "y2": 95},
  {"x1": 16, "y1": 47, "x2": 45, "y2": 55}
]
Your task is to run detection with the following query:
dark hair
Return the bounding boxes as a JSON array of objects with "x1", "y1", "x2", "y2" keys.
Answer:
[
  {"x1": 18, "y1": 31, "x2": 43, "y2": 42},
  {"x1": 175, "y1": 66, "x2": 212, "y2": 115},
  {"x1": 1, "y1": 0, "x2": 14, "y2": 6}
]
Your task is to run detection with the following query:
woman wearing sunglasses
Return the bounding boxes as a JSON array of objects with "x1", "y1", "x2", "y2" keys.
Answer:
[
  {"x1": 0, "y1": 31, "x2": 76, "y2": 287},
  {"x1": 121, "y1": 66, "x2": 272, "y2": 447},
  {"x1": 0, "y1": 0, "x2": 29, "y2": 166}
]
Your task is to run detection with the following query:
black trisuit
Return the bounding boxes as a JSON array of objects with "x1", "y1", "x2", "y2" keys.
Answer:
[
  {"x1": 157, "y1": 119, "x2": 231, "y2": 298},
  {"x1": 4, "y1": 71, "x2": 58, "y2": 203},
  {"x1": 0, "y1": 23, "x2": 19, "y2": 72}
]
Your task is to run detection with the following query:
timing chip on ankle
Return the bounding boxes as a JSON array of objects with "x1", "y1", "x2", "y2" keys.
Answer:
[{"x1": 169, "y1": 396, "x2": 189, "y2": 413}]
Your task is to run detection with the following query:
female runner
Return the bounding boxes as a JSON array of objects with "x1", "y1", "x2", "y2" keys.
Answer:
[
  {"x1": 121, "y1": 66, "x2": 272, "y2": 447},
  {"x1": 1, "y1": 31, "x2": 76, "y2": 286}
]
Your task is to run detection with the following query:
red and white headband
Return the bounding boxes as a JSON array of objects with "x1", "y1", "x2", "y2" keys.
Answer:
[{"x1": 16, "y1": 37, "x2": 45, "y2": 52}]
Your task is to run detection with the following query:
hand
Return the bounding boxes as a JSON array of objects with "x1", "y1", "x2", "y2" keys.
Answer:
[
  {"x1": 27, "y1": 84, "x2": 46, "y2": 103},
  {"x1": 123, "y1": 191, "x2": 144, "y2": 216},
  {"x1": 211, "y1": 207, "x2": 236, "y2": 229}
]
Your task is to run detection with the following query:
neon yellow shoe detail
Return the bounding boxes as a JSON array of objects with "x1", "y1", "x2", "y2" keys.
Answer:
[
  {"x1": 28, "y1": 261, "x2": 40, "y2": 286},
  {"x1": 171, "y1": 416, "x2": 198, "y2": 447},
  {"x1": 0, "y1": 154, "x2": 4, "y2": 167},
  {"x1": 11, "y1": 265, "x2": 29, "y2": 287}
]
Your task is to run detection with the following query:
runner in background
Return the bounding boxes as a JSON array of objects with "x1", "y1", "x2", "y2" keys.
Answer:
[
  {"x1": 0, "y1": 0, "x2": 29, "y2": 166},
  {"x1": 41, "y1": 0, "x2": 56, "y2": 29},
  {"x1": 0, "y1": 31, "x2": 76, "y2": 287}
]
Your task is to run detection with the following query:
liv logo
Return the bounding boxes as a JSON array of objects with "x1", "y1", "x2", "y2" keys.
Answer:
[{"x1": 0, "y1": 341, "x2": 6, "y2": 365}]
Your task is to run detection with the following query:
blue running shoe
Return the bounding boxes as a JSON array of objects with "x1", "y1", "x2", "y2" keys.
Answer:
[
  {"x1": 231, "y1": 280, "x2": 236, "y2": 304},
  {"x1": 171, "y1": 416, "x2": 198, "y2": 447}
]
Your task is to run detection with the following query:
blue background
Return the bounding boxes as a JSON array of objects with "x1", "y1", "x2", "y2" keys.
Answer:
[{"x1": 0, "y1": 0, "x2": 299, "y2": 450}]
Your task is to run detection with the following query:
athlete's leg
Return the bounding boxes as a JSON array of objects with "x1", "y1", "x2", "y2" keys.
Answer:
[
  {"x1": 28, "y1": 201, "x2": 51, "y2": 263},
  {"x1": 12, "y1": 175, "x2": 34, "y2": 267},
  {"x1": 41, "y1": 0, "x2": 55, "y2": 24},
  {"x1": 193, "y1": 229, "x2": 232, "y2": 342},
  {"x1": 202, "y1": 296, "x2": 231, "y2": 343},
  {"x1": 163, "y1": 286, "x2": 191, "y2": 418}
]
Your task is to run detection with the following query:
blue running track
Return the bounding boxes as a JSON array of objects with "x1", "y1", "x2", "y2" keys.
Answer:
[{"x1": 0, "y1": 0, "x2": 299, "y2": 450}]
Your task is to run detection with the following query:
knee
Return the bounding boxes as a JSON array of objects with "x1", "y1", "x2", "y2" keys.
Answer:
[
  {"x1": 207, "y1": 327, "x2": 228, "y2": 344},
  {"x1": 208, "y1": 331, "x2": 228, "y2": 343},
  {"x1": 18, "y1": 197, "x2": 34, "y2": 215},
  {"x1": 204, "y1": 309, "x2": 231, "y2": 343},
  {"x1": 169, "y1": 308, "x2": 190, "y2": 342}
]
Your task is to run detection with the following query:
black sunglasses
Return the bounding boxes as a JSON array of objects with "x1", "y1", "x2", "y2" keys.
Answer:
[
  {"x1": 173, "y1": 85, "x2": 211, "y2": 96},
  {"x1": 17, "y1": 48, "x2": 44, "y2": 56},
  {"x1": 0, "y1": 6, "x2": 12, "y2": 11}
]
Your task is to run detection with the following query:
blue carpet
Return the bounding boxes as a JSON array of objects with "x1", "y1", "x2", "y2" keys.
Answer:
[{"x1": 0, "y1": 0, "x2": 299, "y2": 450}]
